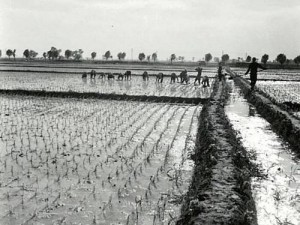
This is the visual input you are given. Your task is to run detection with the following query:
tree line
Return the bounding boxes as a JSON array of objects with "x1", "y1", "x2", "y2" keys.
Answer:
[{"x1": 1, "y1": 48, "x2": 300, "y2": 66}]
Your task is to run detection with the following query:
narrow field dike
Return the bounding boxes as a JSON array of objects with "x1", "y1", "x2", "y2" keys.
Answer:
[
  {"x1": 0, "y1": 89, "x2": 209, "y2": 105},
  {"x1": 177, "y1": 80, "x2": 257, "y2": 225}
]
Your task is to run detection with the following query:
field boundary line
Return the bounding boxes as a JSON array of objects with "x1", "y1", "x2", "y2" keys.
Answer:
[{"x1": 0, "y1": 89, "x2": 209, "y2": 105}]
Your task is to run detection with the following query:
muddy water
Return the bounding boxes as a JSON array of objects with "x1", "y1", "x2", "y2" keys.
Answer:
[{"x1": 225, "y1": 81, "x2": 300, "y2": 225}]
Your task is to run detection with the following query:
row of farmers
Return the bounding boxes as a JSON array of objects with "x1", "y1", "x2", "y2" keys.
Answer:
[{"x1": 81, "y1": 66, "x2": 226, "y2": 86}]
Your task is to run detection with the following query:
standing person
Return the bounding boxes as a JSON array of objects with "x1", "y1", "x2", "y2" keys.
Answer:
[
  {"x1": 245, "y1": 57, "x2": 266, "y2": 90},
  {"x1": 194, "y1": 67, "x2": 202, "y2": 85},
  {"x1": 217, "y1": 64, "x2": 224, "y2": 82}
]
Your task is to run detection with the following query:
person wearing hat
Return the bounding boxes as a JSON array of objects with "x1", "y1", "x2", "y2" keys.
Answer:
[{"x1": 245, "y1": 57, "x2": 266, "y2": 91}]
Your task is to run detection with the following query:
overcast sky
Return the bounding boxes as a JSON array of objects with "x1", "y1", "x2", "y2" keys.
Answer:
[{"x1": 1, "y1": 0, "x2": 300, "y2": 61}]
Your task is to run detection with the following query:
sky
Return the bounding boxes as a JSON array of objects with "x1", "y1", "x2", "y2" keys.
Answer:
[{"x1": 0, "y1": 0, "x2": 300, "y2": 61}]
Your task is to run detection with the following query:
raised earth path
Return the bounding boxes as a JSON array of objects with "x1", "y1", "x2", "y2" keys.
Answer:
[{"x1": 177, "y1": 80, "x2": 257, "y2": 225}]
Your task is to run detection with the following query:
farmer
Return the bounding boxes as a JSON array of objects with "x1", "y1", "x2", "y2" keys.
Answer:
[
  {"x1": 194, "y1": 67, "x2": 202, "y2": 85},
  {"x1": 142, "y1": 71, "x2": 149, "y2": 81},
  {"x1": 218, "y1": 64, "x2": 225, "y2": 82},
  {"x1": 82, "y1": 72, "x2": 87, "y2": 79},
  {"x1": 156, "y1": 72, "x2": 164, "y2": 83},
  {"x1": 180, "y1": 69, "x2": 189, "y2": 84},
  {"x1": 245, "y1": 57, "x2": 266, "y2": 90},
  {"x1": 170, "y1": 73, "x2": 178, "y2": 83},
  {"x1": 201, "y1": 76, "x2": 210, "y2": 87},
  {"x1": 90, "y1": 70, "x2": 96, "y2": 79}
]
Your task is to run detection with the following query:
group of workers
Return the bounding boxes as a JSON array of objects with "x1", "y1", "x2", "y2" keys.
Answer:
[
  {"x1": 82, "y1": 67, "x2": 215, "y2": 87},
  {"x1": 81, "y1": 59, "x2": 265, "y2": 90}
]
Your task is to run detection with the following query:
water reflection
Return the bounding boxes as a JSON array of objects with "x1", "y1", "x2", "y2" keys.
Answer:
[
  {"x1": 107, "y1": 79, "x2": 114, "y2": 87},
  {"x1": 125, "y1": 81, "x2": 132, "y2": 90},
  {"x1": 82, "y1": 77, "x2": 87, "y2": 84},
  {"x1": 90, "y1": 78, "x2": 96, "y2": 86},
  {"x1": 142, "y1": 81, "x2": 149, "y2": 90},
  {"x1": 170, "y1": 86, "x2": 177, "y2": 93},
  {"x1": 155, "y1": 82, "x2": 164, "y2": 92}
]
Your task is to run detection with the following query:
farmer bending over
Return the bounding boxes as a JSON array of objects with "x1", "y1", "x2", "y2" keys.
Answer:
[
  {"x1": 170, "y1": 73, "x2": 178, "y2": 83},
  {"x1": 245, "y1": 57, "x2": 266, "y2": 91},
  {"x1": 201, "y1": 76, "x2": 210, "y2": 87}
]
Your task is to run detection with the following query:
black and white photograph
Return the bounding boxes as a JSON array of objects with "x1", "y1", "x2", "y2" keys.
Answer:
[{"x1": 0, "y1": 0, "x2": 300, "y2": 224}]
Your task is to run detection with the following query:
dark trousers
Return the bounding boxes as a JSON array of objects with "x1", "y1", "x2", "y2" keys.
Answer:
[{"x1": 250, "y1": 73, "x2": 257, "y2": 90}]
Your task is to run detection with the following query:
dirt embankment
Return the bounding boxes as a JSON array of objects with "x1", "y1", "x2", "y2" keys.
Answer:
[
  {"x1": 0, "y1": 89, "x2": 208, "y2": 105},
  {"x1": 228, "y1": 72, "x2": 300, "y2": 155},
  {"x1": 177, "y1": 80, "x2": 257, "y2": 225}
]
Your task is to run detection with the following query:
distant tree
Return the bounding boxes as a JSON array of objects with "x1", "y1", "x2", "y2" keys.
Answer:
[
  {"x1": 104, "y1": 51, "x2": 111, "y2": 60},
  {"x1": 91, "y1": 52, "x2": 97, "y2": 60},
  {"x1": 0, "y1": 50, "x2": 2, "y2": 57},
  {"x1": 72, "y1": 49, "x2": 84, "y2": 61},
  {"x1": 29, "y1": 50, "x2": 38, "y2": 58},
  {"x1": 205, "y1": 53, "x2": 212, "y2": 62},
  {"x1": 138, "y1": 53, "x2": 146, "y2": 61},
  {"x1": 117, "y1": 52, "x2": 122, "y2": 60},
  {"x1": 121, "y1": 52, "x2": 126, "y2": 60},
  {"x1": 12, "y1": 49, "x2": 16, "y2": 60},
  {"x1": 178, "y1": 56, "x2": 185, "y2": 62},
  {"x1": 65, "y1": 50, "x2": 72, "y2": 59},
  {"x1": 47, "y1": 47, "x2": 61, "y2": 60},
  {"x1": 117, "y1": 52, "x2": 126, "y2": 60},
  {"x1": 293, "y1": 55, "x2": 300, "y2": 66},
  {"x1": 221, "y1": 54, "x2": 229, "y2": 63},
  {"x1": 53, "y1": 49, "x2": 61, "y2": 59},
  {"x1": 276, "y1": 53, "x2": 287, "y2": 66},
  {"x1": 214, "y1": 57, "x2": 220, "y2": 63},
  {"x1": 43, "y1": 52, "x2": 47, "y2": 60},
  {"x1": 152, "y1": 52, "x2": 157, "y2": 62},
  {"x1": 246, "y1": 55, "x2": 252, "y2": 62},
  {"x1": 261, "y1": 54, "x2": 269, "y2": 65},
  {"x1": 286, "y1": 59, "x2": 291, "y2": 65},
  {"x1": 170, "y1": 54, "x2": 176, "y2": 63},
  {"x1": 6, "y1": 49, "x2": 14, "y2": 59},
  {"x1": 147, "y1": 55, "x2": 151, "y2": 62},
  {"x1": 23, "y1": 49, "x2": 30, "y2": 59}
]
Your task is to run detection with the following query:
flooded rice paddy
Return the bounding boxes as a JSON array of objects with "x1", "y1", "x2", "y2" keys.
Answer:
[
  {"x1": 0, "y1": 95, "x2": 201, "y2": 224},
  {"x1": 0, "y1": 72, "x2": 214, "y2": 99}
]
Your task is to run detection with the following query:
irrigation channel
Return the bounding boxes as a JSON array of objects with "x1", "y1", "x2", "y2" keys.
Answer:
[{"x1": 225, "y1": 81, "x2": 300, "y2": 225}]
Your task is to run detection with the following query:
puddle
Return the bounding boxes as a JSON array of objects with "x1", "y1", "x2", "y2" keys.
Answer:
[{"x1": 225, "y1": 81, "x2": 300, "y2": 225}]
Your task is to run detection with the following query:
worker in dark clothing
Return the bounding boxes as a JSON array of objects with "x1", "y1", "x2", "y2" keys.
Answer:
[{"x1": 245, "y1": 57, "x2": 266, "y2": 90}]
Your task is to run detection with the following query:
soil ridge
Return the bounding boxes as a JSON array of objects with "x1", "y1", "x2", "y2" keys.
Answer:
[{"x1": 177, "y1": 80, "x2": 257, "y2": 225}]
